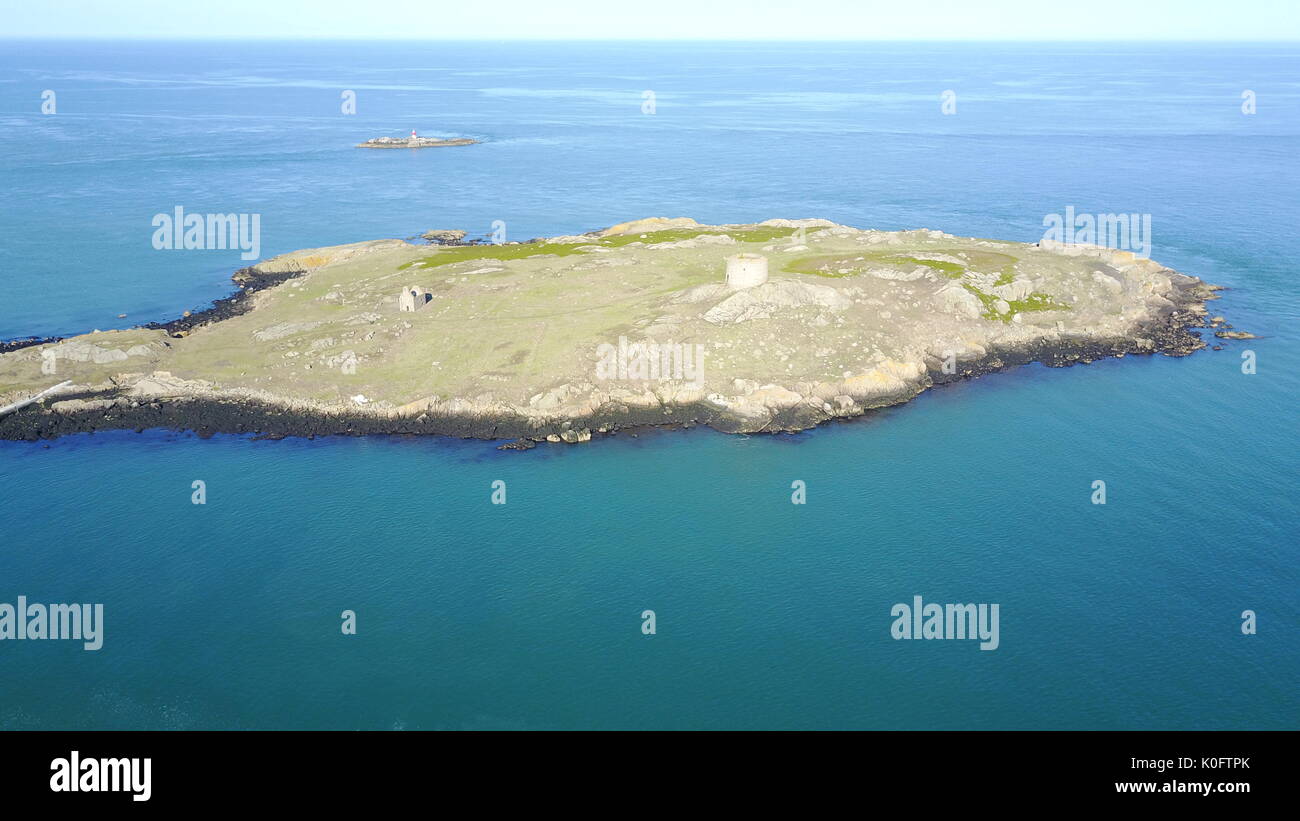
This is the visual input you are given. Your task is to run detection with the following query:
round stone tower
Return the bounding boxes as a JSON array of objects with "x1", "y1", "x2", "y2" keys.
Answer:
[{"x1": 725, "y1": 253, "x2": 768, "y2": 289}]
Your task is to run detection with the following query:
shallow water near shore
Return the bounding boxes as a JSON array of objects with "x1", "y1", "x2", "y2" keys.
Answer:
[{"x1": 1, "y1": 41, "x2": 1297, "y2": 729}]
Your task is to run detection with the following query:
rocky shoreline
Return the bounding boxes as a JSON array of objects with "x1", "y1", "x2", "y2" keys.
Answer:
[
  {"x1": 0, "y1": 264, "x2": 307, "y2": 356},
  {"x1": 0, "y1": 334, "x2": 64, "y2": 356},
  {"x1": 141, "y1": 264, "x2": 308, "y2": 338}
]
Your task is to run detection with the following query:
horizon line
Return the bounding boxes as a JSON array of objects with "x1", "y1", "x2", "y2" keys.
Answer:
[{"x1": 2, "y1": 36, "x2": 1299, "y2": 43}]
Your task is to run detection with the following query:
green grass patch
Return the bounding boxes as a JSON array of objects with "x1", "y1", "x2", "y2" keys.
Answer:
[
  {"x1": 599, "y1": 229, "x2": 706, "y2": 247},
  {"x1": 399, "y1": 226, "x2": 804, "y2": 272},
  {"x1": 882, "y1": 255, "x2": 965, "y2": 278},
  {"x1": 783, "y1": 250, "x2": 967, "y2": 278},
  {"x1": 781, "y1": 247, "x2": 1022, "y2": 287},
  {"x1": 599, "y1": 226, "x2": 801, "y2": 247},
  {"x1": 962, "y1": 283, "x2": 1070, "y2": 323},
  {"x1": 398, "y1": 242, "x2": 591, "y2": 271}
]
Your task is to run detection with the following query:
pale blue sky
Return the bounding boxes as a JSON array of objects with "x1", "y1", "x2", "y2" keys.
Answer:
[{"x1": 4, "y1": 0, "x2": 1298, "y2": 40}]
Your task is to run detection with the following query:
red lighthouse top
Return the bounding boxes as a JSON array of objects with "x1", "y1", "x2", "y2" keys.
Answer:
[{"x1": 410, "y1": 129, "x2": 418, "y2": 138}]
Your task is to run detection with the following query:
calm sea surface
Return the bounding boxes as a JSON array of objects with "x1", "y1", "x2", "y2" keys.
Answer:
[{"x1": 0, "y1": 41, "x2": 1296, "y2": 729}]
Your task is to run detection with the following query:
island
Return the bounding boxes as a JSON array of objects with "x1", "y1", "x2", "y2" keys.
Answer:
[
  {"x1": 357, "y1": 130, "x2": 478, "y2": 149},
  {"x1": 0, "y1": 218, "x2": 1229, "y2": 444}
]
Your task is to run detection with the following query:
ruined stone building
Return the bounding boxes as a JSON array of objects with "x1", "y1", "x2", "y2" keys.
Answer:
[{"x1": 399, "y1": 286, "x2": 429, "y2": 312}]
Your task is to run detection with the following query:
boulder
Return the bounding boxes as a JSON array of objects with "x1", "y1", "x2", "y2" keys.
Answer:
[
  {"x1": 600, "y1": 216, "x2": 699, "y2": 236},
  {"x1": 422, "y1": 229, "x2": 467, "y2": 245},
  {"x1": 702, "y1": 280, "x2": 851, "y2": 325},
  {"x1": 932, "y1": 283, "x2": 983, "y2": 319}
]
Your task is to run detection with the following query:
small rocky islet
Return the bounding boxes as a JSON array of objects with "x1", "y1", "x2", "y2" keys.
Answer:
[
  {"x1": 356, "y1": 131, "x2": 478, "y2": 149},
  {"x1": 0, "y1": 217, "x2": 1235, "y2": 443}
]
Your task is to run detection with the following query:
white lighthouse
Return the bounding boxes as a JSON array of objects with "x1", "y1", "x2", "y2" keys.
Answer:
[{"x1": 725, "y1": 253, "x2": 769, "y2": 289}]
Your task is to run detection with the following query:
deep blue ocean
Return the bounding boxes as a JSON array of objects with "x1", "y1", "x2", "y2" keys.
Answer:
[{"x1": 0, "y1": 41, "x2": 1296, "y2": 729}]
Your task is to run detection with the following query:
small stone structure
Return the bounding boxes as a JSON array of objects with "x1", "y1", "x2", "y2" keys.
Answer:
[
  {"x1": 725, "y1": 253, "x2": 769, "y2": 289},
  {"x1": 399, "y1": 286, "x2": 429, "y2": 312}
]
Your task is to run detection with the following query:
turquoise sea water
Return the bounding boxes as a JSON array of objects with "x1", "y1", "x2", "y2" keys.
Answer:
[{"x1": 0, "y1": 41, "x2": 1296, "y2": 729}]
